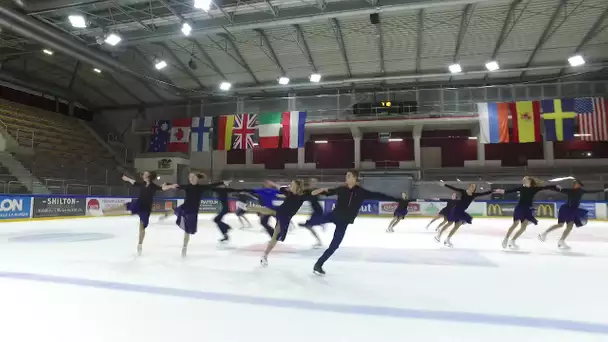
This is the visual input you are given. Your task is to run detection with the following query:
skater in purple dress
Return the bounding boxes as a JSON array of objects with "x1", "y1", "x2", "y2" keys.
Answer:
[
  {"x1": 162, "y1": 173, "x2": 224, "y2": 257},
  {"x1": 425, "y1": 192, "x2": 458, "y2": 231},
  {"x1": 538, "y1": 180, "x2": 607, "y2": 249},
  {"x1": 386, "y1": 192, "x2": 416, "y2": 233},
  {"x1": 109, "y1": 172, "x2": 164, "y2": 255},
  {"x1": 435, "y1": 183, "x2": 495, "y2": 247},
  {"x1": 498, "y1": 177, "x2": 556, "y2": 250}
]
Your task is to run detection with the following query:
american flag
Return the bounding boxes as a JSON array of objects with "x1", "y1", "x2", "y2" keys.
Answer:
[
  {"x1": 576, "y1": 97, "x2": 608, "y2": 141},
  {"x1": 232, "y1": 113, "x2": 257, "y2": 149},
  {"x1": 148, "y1": 120, "x2": 170, "y2": 152}
]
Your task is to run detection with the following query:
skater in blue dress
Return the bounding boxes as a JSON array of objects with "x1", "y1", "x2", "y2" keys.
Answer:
[
  {"x1": 498, "y1": 176, "x2": 556, "y2": 250},
  {"x1": 538, "y1": 180, "x2": 607, "y2": 249},
  {"x1": 435, "y1": 183, "x2": 495, "y2": 247},
  {"x1": 386, "y1": 192, "x2": 416, "y2": 233},
  {"x1": 162, "y1": 173, "x2": 224, "y2": 256}
]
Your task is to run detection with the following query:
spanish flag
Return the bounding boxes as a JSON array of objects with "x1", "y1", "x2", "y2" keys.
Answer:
[
  {"x1": 213, "y1": 115, "x2": 235, "y2": 151},
  {"x1": 511, "y1": 101, "x2": 541, "y2": 143}
]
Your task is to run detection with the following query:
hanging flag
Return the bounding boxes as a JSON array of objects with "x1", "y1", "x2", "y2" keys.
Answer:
[
  {"x1": 257, "y1": 112, "x2": 283, "y2": 148},
  {"x1": 191, "y1": 117, "x2": 213, "y2": 152},
  {"x1": 281, "y1": 111, "x2": 306, "y2": 148},
  {"x1": 148, "y1": 120, "x2": 170, "y2": 152},
  {"x1": 541, "y1": 99, "x2": 577, "y2": 141},
  {"x1": 213, "y1": 115, "x2": 235, "y2": 151},
  {"x1": 232, "y1": 113, "x2": 258, "y2": 149},
  {"x1": 576, "y1": 97, "x2": 608, "y2": 141},
  {"x1": 511, "y1": 101, "x2": 541, "y2": 143},
  {"x1": 477, "y1": 102, "x2": 509, "y2": 144},
  {"x1": 168, "y1": 118, "x2": 192, "y2": 153}
]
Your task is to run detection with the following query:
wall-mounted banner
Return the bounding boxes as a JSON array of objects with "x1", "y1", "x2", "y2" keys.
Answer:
[
  {"x1": 486, "y1": 202, "x2": 556, "y2": 218},
  {"x1": 33, "y1": 197, "x2": 86, "y2": 218},
  {"x1": 0, "y1": 196, "x2": 31, "y2": 219},
  {"x1": 199, "y1": 199, "x2": 221, "y2": 213},
  {"x1": 86, "y1": 197, "x2": 132, "y2": 216},
  {"x1": 324, "y1": 200, "x2": 379, "y2": 215},
  {"x1": 152, "y1": 199, "x2": 176, "y2": 212},
  {"x1": 379, "y1": 201, "x2": 446, "y2": 216},
  {"x1": 578, "y1": 202, "x2": 596, "y2": 219}
]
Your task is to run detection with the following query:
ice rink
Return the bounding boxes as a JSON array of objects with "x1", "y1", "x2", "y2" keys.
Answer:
[{"x1": 1, "y1": 214, "x2": 607, "y2": 342}]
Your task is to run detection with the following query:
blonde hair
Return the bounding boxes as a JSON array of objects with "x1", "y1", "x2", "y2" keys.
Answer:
[{"x1": 292, "y1": 179, "x2": 305, "y2": 195}]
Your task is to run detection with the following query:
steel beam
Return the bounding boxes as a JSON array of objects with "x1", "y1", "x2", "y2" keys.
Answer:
[
  {"x1": 104, "y1": 72, "x2": 144, "y2": 104},
  {"x1": 157, "y1": 42, "x2": 205, "y2": 89},
  {"x1": 453, "y1": 4, "x2": 475, "y2": 61},
  {"x1": 112, "y1": 4, "x2": 154, "y2": 32},
  {"x1": 68, "y1": 60, "x2": 81, "y2": 90},
  {"x1": 293, "y1": 24, "x2": 317, "y2": 72},
  {"x1": 255, "y1": 28, "x2": 285, "y2": 74},
  {"x1": 190, "y1": 39, "x2": 227, "y2": 80},
  {"x1": 374, "y1": 18, "x2": 385, "y2": 74},
  {"x1": 415, "y1": 9, "x2": 424, "y2": 74},
  {"x1": 213, "y1": 33, "x2": 260, "y2": 84},
  {"x1": 490, "y1": 0, "x2": 523, "y2": 59},
  {"x1": 130, "y1": 46, "x2": 179, "y2": 87},
  {"x1": 330, "y1": 18, "x2": 352, "y2": 77},
  {"x1": 520, "y1": 0, "x2": 567, "y2": 78}
]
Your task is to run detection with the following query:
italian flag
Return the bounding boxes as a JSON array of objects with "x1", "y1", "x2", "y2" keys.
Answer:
[{"x1": 257, "y1": 112, "x2": 282, "y2": 148}]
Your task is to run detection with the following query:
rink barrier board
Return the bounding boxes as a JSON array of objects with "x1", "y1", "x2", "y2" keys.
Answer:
[{"x1": 0, "y1": 194, "x2": 606, "y2": 221}]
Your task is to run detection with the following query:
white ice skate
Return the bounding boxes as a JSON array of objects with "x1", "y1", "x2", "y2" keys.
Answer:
[
  {"x1": 538, "y1": 233, "x2": 547, "y2": 242},
  {"x1": 443, "y1": 238, "x2": 453, "y2": 248},
  {"x1": 386, "y1": 227, "x2": 394, "y2": 233},
  {"x1": 501, "y1": 239, "x2": 508, "y2": 249},
  {"x1": 434, "y1": 234, "x2": 441, "y2": 243},
  {"x1": 508, "y1": 240, "x2": 520, "y2": 250},
  {"x1": 558, "y1": 240, "x2": 571, "y2": 250},
  {"x1": 260, "y1": 256, "x2": 268, "y2": 267},
  {"x1": 181, "y1": 247, "x2": 187, "y2": 258},
  {"x1": 137, "y1": 244, "x2": 142, "y2": 256}
]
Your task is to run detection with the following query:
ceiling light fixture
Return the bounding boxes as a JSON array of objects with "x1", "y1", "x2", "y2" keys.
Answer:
[
  {"x1": 309, "y1": 73, "x2": 322, "y2": 83},
  {"x1": 68, "y1": 15, "x2": 87, "y2": 28},
  {"x1": 42, "y1": 49, "x2": 54, "y2": 55},
  {"x1": 155, "y1": 60, "x2": 168, "y2": 70},
  {"x1": 448, "y1": 63, "x2": 462, "y2": 73},
  {"x1": 278, "y1": 76, "x2": 290, "y2": 85},
  {"x1": 485, "y1": 61, "x2": 499, "y2": 71},
  {"x1": 104, "y1": 33, "x2": 122, "y2": 46},
  {"x1": 93, "y1": 68, "x2": 102, "y2": 73},
  {"x1": 568, "y1": 55, "x2": 585, "y2": 67},
  {"x1": 194, "y1": 0, "x2": 212, "y2": 11},
  {"x1": 219, "y1": 81, "x2": 232, "y2": 91},
  {"x1": 181, "y1": 22, "x2": 192, "y2": 36}
]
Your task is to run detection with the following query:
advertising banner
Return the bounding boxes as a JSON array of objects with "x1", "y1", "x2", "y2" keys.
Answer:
[
  {"x1": 378, "y1": 201, "x2": 446, "y2": 216},
  {"x1": 579, "y1": 202, "x2": 596, "y2": 219},
  {"x1": 486, "y1": 202, "x2": 556, "y2": 218},
  {"x1": 152, "y1": 199, "x2": 176, "y2": 213},
  {"x1": 324, "y1": 200, "x2": 379, "y2": 215},
  {"x1": 86, "y1": 197, "x2": 132, "y2": 216},
  {"x1": 33, "y1": 197, "x2": 86, "y2": 218},
  {"x1": 0, "y1": 196, "x2": 32, "y2": 219},
  {"x1": 199, "y1": 198, "x2": 221, "y2": 213}
]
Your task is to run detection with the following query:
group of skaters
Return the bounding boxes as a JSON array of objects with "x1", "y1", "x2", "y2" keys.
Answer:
[{"x1": 108, "y1": 171, "x2": 607, "y2": 275}]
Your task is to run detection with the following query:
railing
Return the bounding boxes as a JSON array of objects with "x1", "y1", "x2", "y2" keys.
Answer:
[
  {"x1": 0, "y1": 180, "x2": 6, "y2": 193},
  {"x1": 15, "y1": 128, "x2": 35, "y2": 148}
]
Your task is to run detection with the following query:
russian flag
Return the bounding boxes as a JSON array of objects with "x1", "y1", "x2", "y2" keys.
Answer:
[
  {"x1": 477, "y1": 102, "x2": 510, "y2": 144},
  {"x1": 281, "y1": 111, "x2": 306, "y2": 148}
]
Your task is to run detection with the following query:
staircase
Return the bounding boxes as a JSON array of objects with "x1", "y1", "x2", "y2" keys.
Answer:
[{"x1": 0, "y1": 152, "x2": 50, "y2": 194}]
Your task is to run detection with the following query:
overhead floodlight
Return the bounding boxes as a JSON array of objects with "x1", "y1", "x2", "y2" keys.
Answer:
[
  {"x1": 388, "y1": 138, "x2": 403, "y2": 142},
  {"x1": 448, "y1": 63, "x2": 462, "y2": 73},
  {"x1": 468, "y1": 136, "x2": 478, "y2": 140},
  {"x1": 309, "y1": 73, "x2": 322, "y2": 83},
  {"x1": 155, "y1": 60, "x2": 168, "y2": 70},
  {"x1": 42, "y1": 49, "x2": 54, "y2": 55},
  {"x1": 68, "y1": 15, "x2": 87, "y2": 28},
  {"x1": 574, "y1": 133, "x2": 591, "y2": 137},
  {"x1": 104, "y1": 33, "x2": 122, "y2": 46},
  {"x1": 93, "y1": 68, "x2": 102, "y2": 73},
  {"x1": 219, "y1": 81, "x2": 232, "y2": 91},
  {"x1": 181, "y1": 22, "x2": 192, "y2": 36},
  {"x1": 278, "y1": 76, "x2": 290, "y2": 85},
  {"x1": 485, "y1": 61, "x2": 499, "y2": 72},
  {"x1": 194, "y1": 0, "x2": 212, "y2": 11},
  {"x1": 314, "y1": 140, "x2": 328, "y2": 144},
  {"x1": 568, "y1": 55, "x2": 585, "y2": 67},
  {"x1": 548, "y1": 176, "x2": 574, "y2": 182}
]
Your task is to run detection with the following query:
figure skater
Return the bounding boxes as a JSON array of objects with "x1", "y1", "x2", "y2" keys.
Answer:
[
  {"x1": 425, "y1": 193, "x2": 458, "y2": 231},
  {"x1": 299, "y1": 178, "x2": 325, "y2": 230},
  {"x1": 538, "y1": 180, "x2": 607, "y2": 249},
  {"x1": 260, "y1": 180, "x2": 306, "y2": 267},
  {"x1": 435, "y1": 183, "x2": 495, "y2": 248},
  {"x1": 310, "y1": 170, "x2": 404, "y2": 275},
  {"x1": 246, "y1": 182, "x2": 281, "y2": 237},
  {"x1": 104, "y1": 172, "x2": 163, "y2": 255},
  {"x1": 498, "y1": 177, "x2": 556, "y2": 250},
  {"x1": 386, "y1": 192, "x2": 415, "y2": 233},
  {"x1": 235, "y1": 192, "x2": 253, "y2": 229},
  {"x1": 211, "y1": 182, "x2": 243, "y2": 243},
  {"x1": 162, "y1": 174, "x2": 225, "y2": 256}
]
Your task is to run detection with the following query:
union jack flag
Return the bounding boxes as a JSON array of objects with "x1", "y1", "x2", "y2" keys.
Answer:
[{"x1": 232, "y1": 113, "x2": 258, "y2": 149}]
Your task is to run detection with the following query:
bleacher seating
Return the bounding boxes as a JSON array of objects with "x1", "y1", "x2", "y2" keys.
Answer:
[
  {"x1": 0, "y1": 99, "x2": 123, "y2": 187},
  {"x1": 0, "y1": 163, "x2": 28, "y2": 194}
]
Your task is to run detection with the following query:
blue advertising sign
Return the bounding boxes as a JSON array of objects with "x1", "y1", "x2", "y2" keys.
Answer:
[
  {"x1": 579, "y1": 202, "x2": 596, "y2": 219},
  {"x1": 323, "y1": 199, "x2": 379, "y2": 215},
  {"x1": 0, "y1": 196, "x2": 32, "y2": 219}
]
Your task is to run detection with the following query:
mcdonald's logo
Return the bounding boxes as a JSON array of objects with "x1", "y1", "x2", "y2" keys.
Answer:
[
  {"x1": 487, "y1": 204, "x2": 504, "y2": 216},
  {"x1": 536, "y1": 204, "x2": 554, "y2": 218}
]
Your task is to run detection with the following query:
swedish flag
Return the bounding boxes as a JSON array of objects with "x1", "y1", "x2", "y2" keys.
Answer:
[{"x1": 541, "y1": 99, "x2": 577, "y2": 141}]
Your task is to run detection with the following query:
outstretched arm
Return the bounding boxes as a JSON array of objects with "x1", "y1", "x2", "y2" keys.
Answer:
[
  {"x1": 584, "y1": 188, "x2": 608, "y2": 194},
  {"x1": 361, "y1": 188, "x2": 402, "y2": 202},
  {"x1": 312, "y1": 187, "x2": 341, "y2": 196},
  {"x1": 502, "y1": 186, "x2": 522, "y2": 194},
  {"x1": 122, "y1": 174, "x2": 136, "y2": 185},
  {"x1": 472, "y1": 190, "x2": 495, "y2": 198},
  {"x1": 443, "y1": 184, "x2": 465, "y2": 193},
  {"x1": 162, "y1": 183, "x2": 180, "y2": 191}
]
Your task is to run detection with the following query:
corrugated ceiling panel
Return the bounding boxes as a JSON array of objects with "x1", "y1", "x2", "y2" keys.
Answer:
[
  {"x1": 420, "y1": 6, "x2": 461, "y2": 59},
  {"x1": 229, "y1": 30, "x2": 282, "y2": 82},
  {"x1": 338, "y1": 16, "x2": 382, "y2": 75},
  {"x1": 382, "y1": 12, "x2": 418, "y2": 74},
  {"x1": 300, "y1": 20, "x2": 349, "y2": 78},
  {"x1": 459, "y1": 2, "x2": 511, "y2": 61},
  {"x1": 261, "y1": 26, "x2": 312, "y2": 80},
  {"x1": 499, "y1": 0, "x2": 558, "y2": 55},
  {"x1": 196, "y1": 36, "x2": 256, "y2": 85}
]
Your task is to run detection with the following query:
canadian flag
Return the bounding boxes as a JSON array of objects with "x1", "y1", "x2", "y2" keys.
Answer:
[{"x1": 168, "y1": 118, "x2": 192, "y2": 153}]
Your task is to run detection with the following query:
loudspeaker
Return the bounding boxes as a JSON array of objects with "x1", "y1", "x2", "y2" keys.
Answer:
[{"x1": 370, "y1": 13, "x2": 379, "y2": 25}]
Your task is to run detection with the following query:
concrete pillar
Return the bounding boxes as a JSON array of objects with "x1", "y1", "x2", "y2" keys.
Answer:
[
  {"x1": 543, "y1": 141, "x2": 554, "y2": 166},
  {"x1": 413, "y1": 125, "x2": 423, "y2": 168},
  {"x1": 246, "y1": 149, "x2": 253, "y2": 167},
  {"x1": 68, "y1": 102, "x2": 75, "y2": 117},
  {"x1": 297, "y1": 147, "x2": 305, "y2": 168},
  {"x1": 354, "y1": 137, "x2": 361, "y2": 169}
]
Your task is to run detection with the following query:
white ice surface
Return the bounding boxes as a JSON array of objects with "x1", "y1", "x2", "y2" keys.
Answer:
[{"x1": 1, "y1": 215, "x2": 607, "y2": 342}]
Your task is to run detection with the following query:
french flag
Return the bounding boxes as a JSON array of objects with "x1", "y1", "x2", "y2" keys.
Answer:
[{"x1": 281, "y1": 111, "x2": 306, "y2": 148}]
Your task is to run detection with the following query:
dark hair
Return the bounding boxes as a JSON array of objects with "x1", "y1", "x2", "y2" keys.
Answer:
[
  {"x1": 148, "y1": 171, "x2": 158, "y2": 181},
  {"x1": 195, "y1": 172, "x2": 206, "y2": 179},
  {"x1": 574, "y1": 179, "x2": 584, "y2": 187},
  {"x1": 347, "y1": 169, "x2": 360, "y2": 180}
]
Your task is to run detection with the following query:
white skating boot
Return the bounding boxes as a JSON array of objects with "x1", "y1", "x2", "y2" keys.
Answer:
[
  {"x1": 444, "y1": 238, "x2": 453, "y2": 248},
  {"x1": 260, "y1": 256, "x2": 268, "y2": 267},
  {"x1": 386, "y1": 227, "x2": 394, "y2": 233},
  {"x1": 137, "y1": 244, "x2": 142, "y2": 256},
  {"x1": 538, "y1": 233, "x2": 547, "y2": 242},
  {"x1": 501, "y1": 239, "x2": 509, "y2": 249},
  {"x1": 558, "y1": 240, "x2": 571, "y2": 250},
  {"x1": 508, "y1": 240, "x2": 520, "y2": 250},
  {"x1": 434, "y1": 233, "x2": 441, "y2": 243},
  {"x1": 181, "y1": 247, "x2": 187, "y2": 258}
]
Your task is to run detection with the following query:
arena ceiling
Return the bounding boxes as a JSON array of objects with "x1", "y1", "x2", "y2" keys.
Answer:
[{"x1": 0, "y1": 0, "x2": 607, "y2": 109}]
